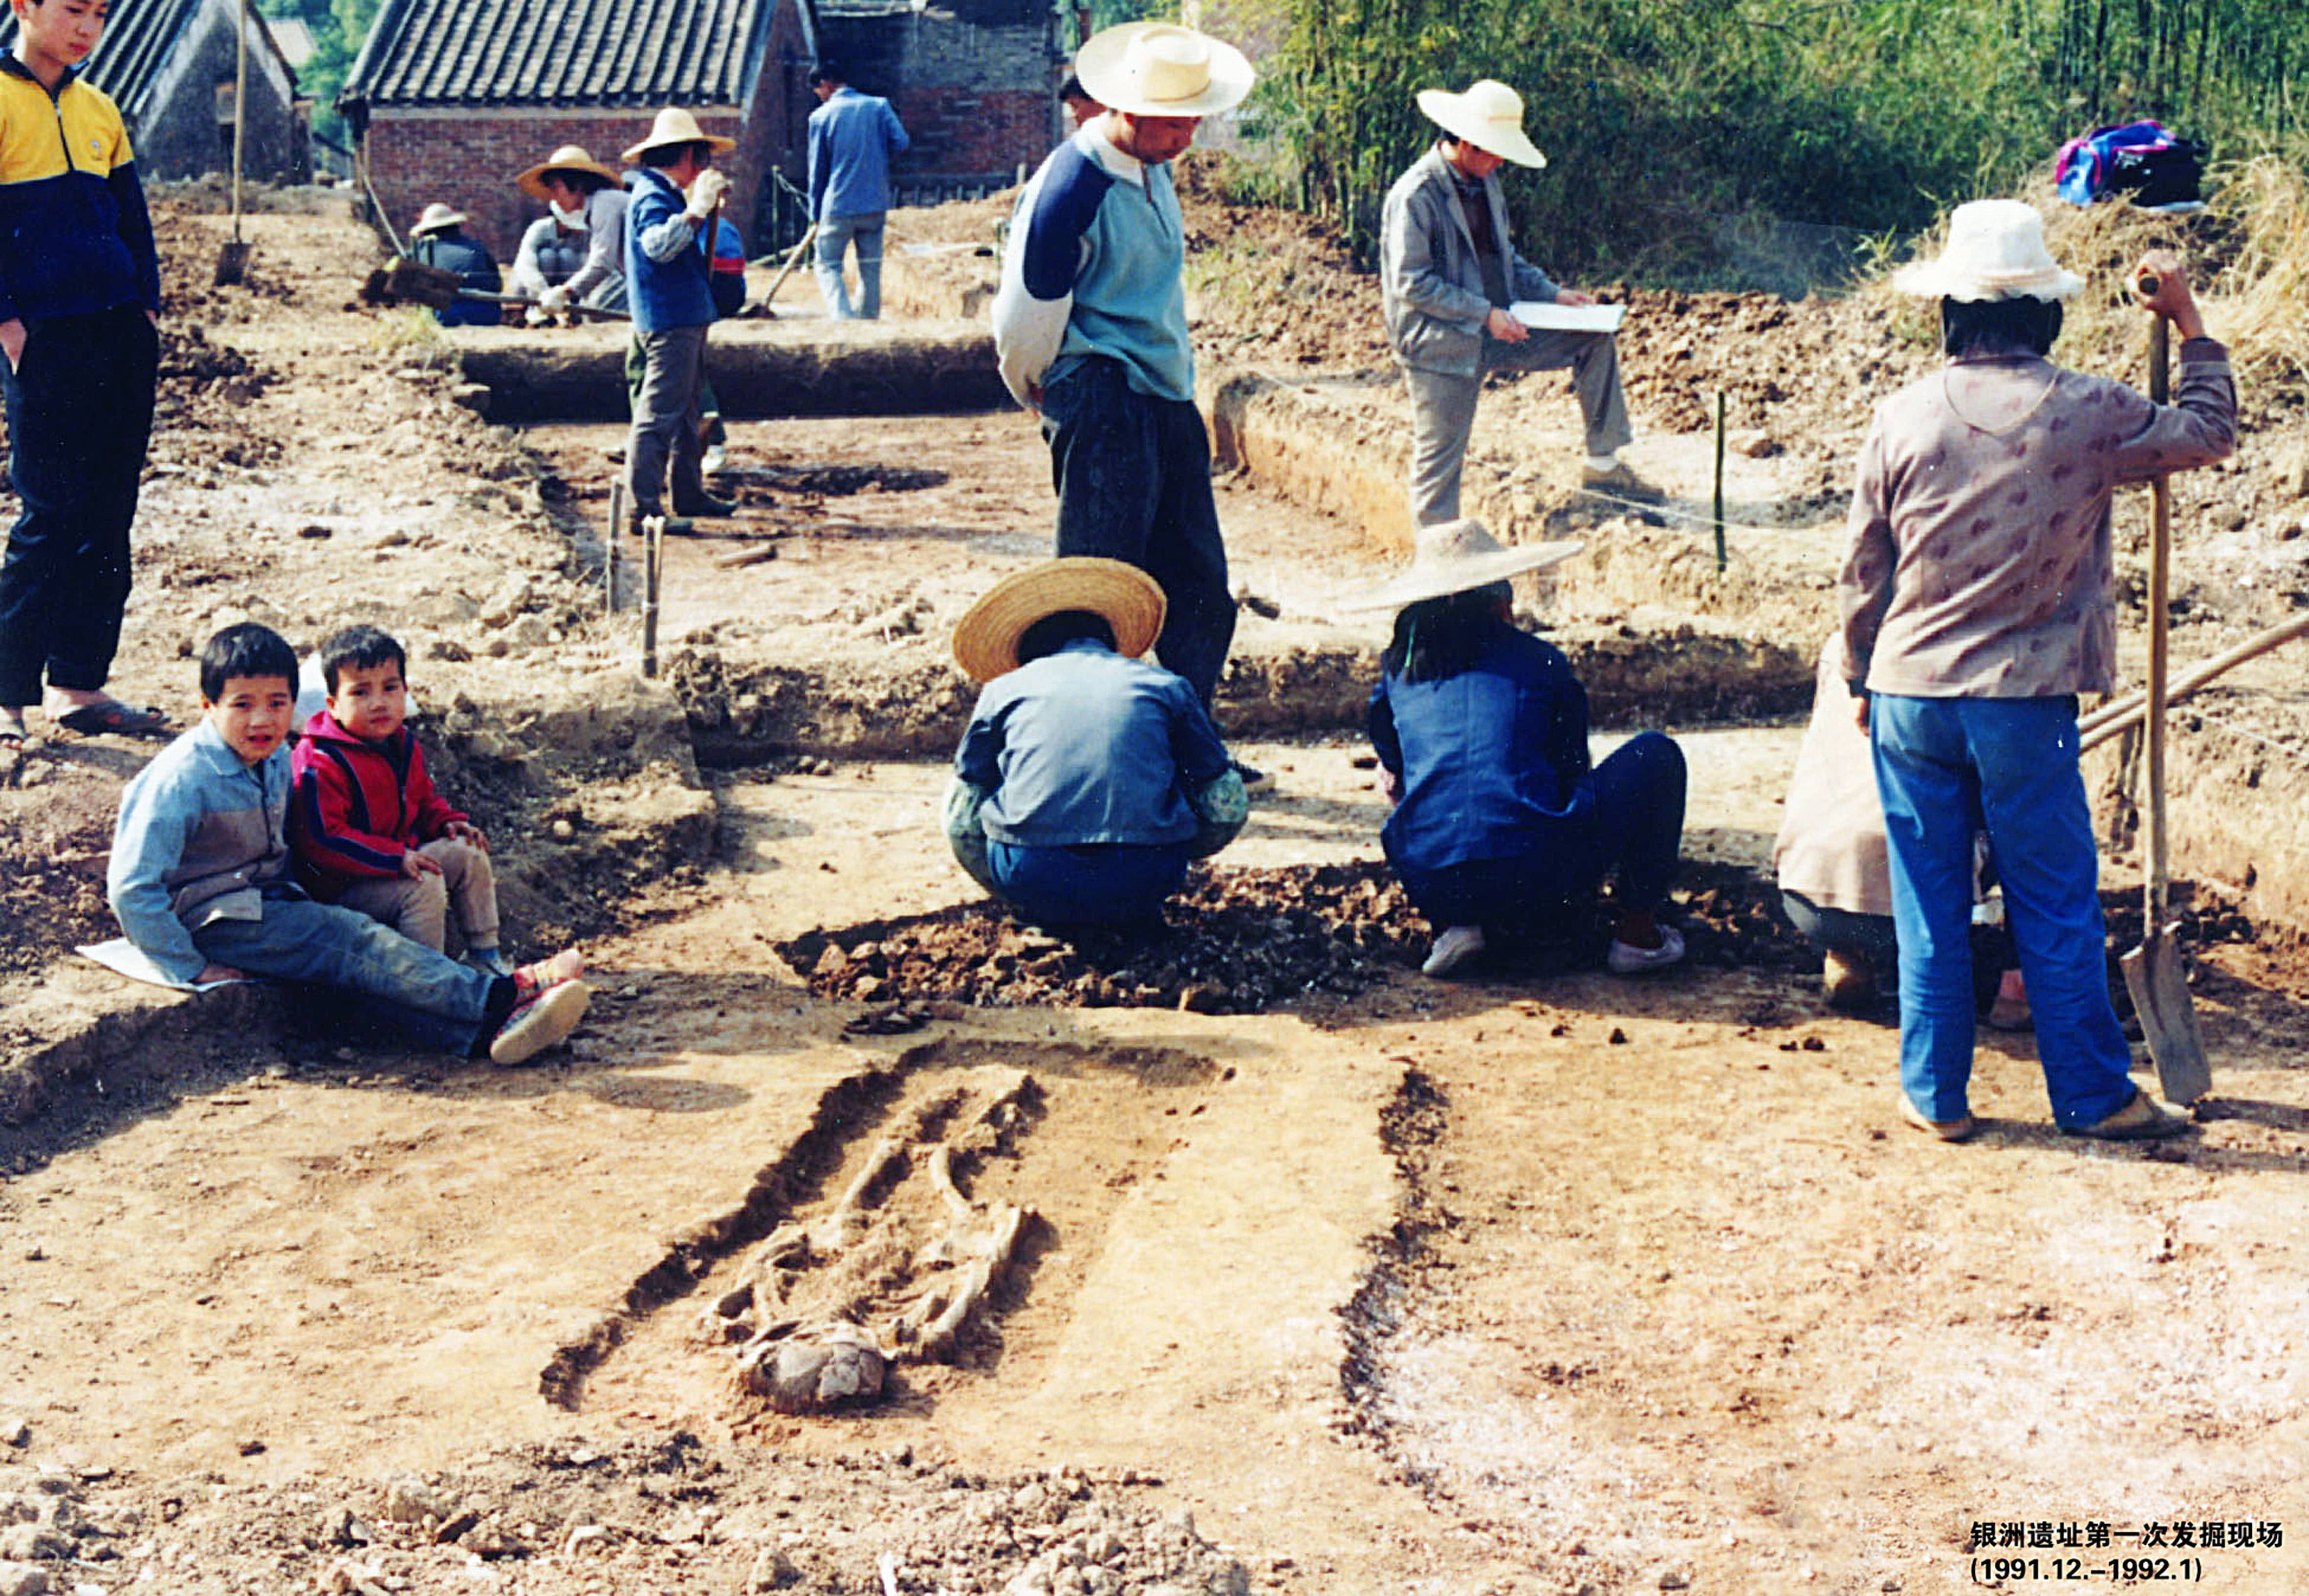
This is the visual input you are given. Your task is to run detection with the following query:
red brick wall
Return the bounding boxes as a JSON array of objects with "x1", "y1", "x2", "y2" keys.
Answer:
[
  {"x1": 362, "y1": 109, "x2": 757, "y2": 264},
  {"x1": 894, "y1": 86, "x2": 1048, "y2": 181}
]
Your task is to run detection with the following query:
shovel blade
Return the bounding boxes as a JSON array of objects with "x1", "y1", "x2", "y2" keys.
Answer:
[
  {"x1": 212, "y1": 240, "x2": 252, "y2": 287},
  {"x1": 2121, "y1": 925, "x2": 2211, "y2": 1104}
]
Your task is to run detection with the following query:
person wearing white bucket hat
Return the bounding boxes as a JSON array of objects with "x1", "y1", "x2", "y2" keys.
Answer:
[
  {"x1": 1349, "y1": 519, "x2": 1687, "y2": 979},
  {"x1": 943, "y1": 559, "x2": 1248, "y2": 927},
  {"x1": 1381, "y1": 80, "x2": 1654, "y2": 527},
  {"x1": 1839, "y1": 200, "x2": 2236, "y2": 1143},
  {"x1": 409, "y1": 203, "x2": 501, "y2": 328},
  {"x1": 991, "y1": 22, "x2": 1255, "y2": 710}
]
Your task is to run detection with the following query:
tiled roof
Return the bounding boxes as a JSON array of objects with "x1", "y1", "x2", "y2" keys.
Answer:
[
  {"x1": 340, "y1": 0, "x2": 773, "y2": 111},
  {"x1": 0, "y1": 0, "x2": 286, "y2": 121}
]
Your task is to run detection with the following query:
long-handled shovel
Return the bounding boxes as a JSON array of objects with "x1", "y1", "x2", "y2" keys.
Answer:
[
  {"x1": 2118, "y1": 282, "x2": 2212, "y2": 1104},
  {"x1": 213, "y1": 0, "x2": 253, "y2": 285}
]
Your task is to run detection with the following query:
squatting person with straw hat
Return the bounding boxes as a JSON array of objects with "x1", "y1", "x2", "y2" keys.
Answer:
[
  {"x1": 619, "y1": 108, "x2": 739, "y2": 528},
  {"x1": 991, "y1": 23, "x2": 1255, "y2": 716},
  {"x1": 944, "y1": 559, "x2": 1248, "y2": 929},
  {"x1": 1381, "y1": 79, "x2": 1656, "y2": 525},
  {"x1": 1347, "y1": 519, "x2": 1687, "y2": 980},
  {"x1": 1840, "y1": 200, "x2": 2234, "y2": 1142},
  {"x1": 516, "y1": 144, "x2": 631, "y2": 318}
]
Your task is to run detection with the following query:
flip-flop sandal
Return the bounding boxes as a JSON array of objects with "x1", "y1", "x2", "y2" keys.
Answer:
[{"x1": 53, "y1": 700, "x2": 170, "y2": 738}]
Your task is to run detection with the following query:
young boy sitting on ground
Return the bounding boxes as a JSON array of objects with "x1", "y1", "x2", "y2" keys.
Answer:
[
  {"x1": 107, "y1": 624, "x2": 590, "y2": 1066},
  {"x1": 291, "y1": 625, "x2": 513, "y2": 975},
  {"x1": 944, "y1": 559, "x2": 1247, "y2": 929}
]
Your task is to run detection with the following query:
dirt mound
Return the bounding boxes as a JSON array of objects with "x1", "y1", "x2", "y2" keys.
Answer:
[
  {"x1": 779, "y1": 861, "x2": 1819, "y2": 1014},
  {"x1": 3, "y1": 1432, "x2": 1254, "y2": 1596}
]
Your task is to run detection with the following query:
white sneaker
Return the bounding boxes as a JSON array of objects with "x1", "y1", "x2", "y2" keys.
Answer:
[
  {"x1": 1607, "y1": 925, "x2": 1685, "y2": 975},
  {"x1": 1421, "y1": 924, "x2": 1487, "y2": 978},
  {"x1": 701, "y1": 444, "x2": 728, "y2": 475},
  {"x1": 488, "y1": 981, "x2": 591, "y2": 1066}
]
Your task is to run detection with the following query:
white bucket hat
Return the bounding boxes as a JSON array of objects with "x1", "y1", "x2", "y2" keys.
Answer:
[
  {"x1": 1892, "y1": 199, "x2": 2083, "y2": 302},
  {"x1": 411, "y1": 202, "x2": 466, "y2": 236},
  {"x1": 1416, "y1": 80, "x2": 1547, "y2": 169},
  {"x1": 621, "y1": 108, "x2": 739, "y2": 165},
  {"x1": 1074, "y1": 22, "x2": 1254, "y2": 120},
  {"x1": 1341, "y1": 520, "x2": 1583, "y2": 614}
]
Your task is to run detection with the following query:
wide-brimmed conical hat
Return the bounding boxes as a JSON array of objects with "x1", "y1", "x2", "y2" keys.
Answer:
[
  {"x1": 1340, "y1": 519, "x2": 1583, "y2": 613},
  {"x1": 621, "y1": 108, "x2": 738, "y2": 165},
  {"x1": 516, "y1": 145, "x2": 623, "y2": 202},
  {"x1": 1074, "y1": 22, "x2": 1254, "y2": 120},
  {"x1": 953, "y1": 559, "x2": 1166, "y2": 682},
  {"x1": 1416, "y1": 80, "x2": 1547, "y2": 169}
]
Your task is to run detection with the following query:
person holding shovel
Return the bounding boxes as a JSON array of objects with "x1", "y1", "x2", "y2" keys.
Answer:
[
  {"x1": 1839, "y1": 201, "x2": 2234, "y2": 1143},
  {"x1": 620, "y1": 109, "x2": 738, "y2": 527},
  {"x1": 517, "y1": 145, "x2": 630, "y2": 317},
  {"x1": 409, "y1": 204, "x2": 501, "y2": 328}
]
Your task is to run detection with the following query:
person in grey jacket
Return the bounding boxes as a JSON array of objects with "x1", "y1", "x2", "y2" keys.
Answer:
[{"x1": 1380, "y1": 80, "x2": 1652, "y2": 526}]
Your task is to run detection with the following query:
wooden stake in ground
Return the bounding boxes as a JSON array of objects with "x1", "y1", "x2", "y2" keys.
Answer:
[{"x1": 2119, "y1": 292, "x2": 2212, "y2": 1104}]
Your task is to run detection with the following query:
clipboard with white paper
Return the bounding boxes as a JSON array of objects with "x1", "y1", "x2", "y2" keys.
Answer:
[{"x1": 1507, "y1": 301, "x2": 1627, "y2": 335}]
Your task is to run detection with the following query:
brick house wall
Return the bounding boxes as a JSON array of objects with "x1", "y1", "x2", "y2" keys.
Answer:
[
  {"x1": 809, "y1": 3, "x2": 1058, "y2": 191},
  {"x1": 361, "y1": 107, "x2": 757, "y2": 263}
]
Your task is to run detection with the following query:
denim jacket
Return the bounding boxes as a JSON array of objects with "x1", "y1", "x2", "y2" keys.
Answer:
[{"x1": 108, "y1": 721, "x2": 297, "y2": 984}]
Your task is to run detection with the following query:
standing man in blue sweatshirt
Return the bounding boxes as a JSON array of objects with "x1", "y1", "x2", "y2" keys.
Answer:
[
  {"x1": 0, "y1": 0, "x2": 167, "y2": 752},
  {"x1": 806, "y1": 62, "x2": 908, "y2": 321},
  {"x1": 620, "y1": 109, "x2": 738, "y2": 526},
  {"x1": 990, "y1": 23, "x2": 1254, "y2": 709}
]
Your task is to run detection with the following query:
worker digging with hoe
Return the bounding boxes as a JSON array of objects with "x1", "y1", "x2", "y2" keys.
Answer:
[
  {"x1": 622, "y1": 108, "x2": 738, "y2": 530},
  {"x1": 993, "y1": 22, "x2": 1263, "y2": 786},
  {"x1": 408, "y1": 203, "x2": 501, "y2": 328},
  {"x1": 1381, "y1": 77, "x2": 1657, "y2": 526},
  {"x1": 1841, "y1": 202, "x2": 2235, "y2": 1144},
  {"x1": 806, "y1": 60, "x2": 910, "y2": 322},
  {"x1": 0, "y1": 0, "x2": 166, "y2": 754}
]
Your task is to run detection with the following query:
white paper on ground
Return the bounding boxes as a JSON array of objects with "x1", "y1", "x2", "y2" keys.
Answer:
[
  {"x1": 77, "y1": 938, "x2": 252, "y2": 993},
  {"x1": 1508, "y1": 301, "x2": 1627, "y2": 335}
]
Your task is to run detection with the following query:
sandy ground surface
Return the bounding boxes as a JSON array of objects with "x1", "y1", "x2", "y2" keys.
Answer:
[{"x1": 0, "y1": 190, "x2": 2306, "y2": 1596}]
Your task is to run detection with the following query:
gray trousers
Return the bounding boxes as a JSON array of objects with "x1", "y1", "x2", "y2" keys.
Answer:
[
  {"x1": 626, "y1": 324, "x2": 709, "y2": 517},
  {"x1": 334, "y1": 837, "x2": 499, "y2": 955},
  {"x1": 1404, "y1": 327, "x2": 1635, "y2": 526}
]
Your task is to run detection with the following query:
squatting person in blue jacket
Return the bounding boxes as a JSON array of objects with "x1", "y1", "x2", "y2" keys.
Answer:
[
  {"x1": 1352, "y1": 519, "x2": 1688, "y2": 980},
  {"x1": 944, "y1": 558, "x2": 1247, "y2": 929},
  {"x1": 0, "y1": 0, "x2": 168, "y2": 752},
  {"x1": 990, "y1": 22, "x2": 1255, "y2": 714}
]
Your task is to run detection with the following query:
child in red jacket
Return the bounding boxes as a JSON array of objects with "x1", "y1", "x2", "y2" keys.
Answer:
[{"x1": 290, "y1": 626, "x2": 514, "y2": 976}]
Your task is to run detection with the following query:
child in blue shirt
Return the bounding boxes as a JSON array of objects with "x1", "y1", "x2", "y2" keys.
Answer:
[
  {"x1": 107, "y1": 625, "x2": 592, "y2": 1065},
  {"x1": 945, "y1": 559, "x2": 1246, "y2": 928}
]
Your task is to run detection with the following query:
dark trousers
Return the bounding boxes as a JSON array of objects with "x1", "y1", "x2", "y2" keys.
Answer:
[
  {"x1": 0, "y1": 308, "x2": 158, "y2": 706},
  {"x1": 985, "y1": 839, "x2": 1196, "y2": 929},
  {"x1": 1396, "y1": 732, "x2": 1685, "y2": 927},
  {"x1": 1040, "y1": 356, "x2": 1235, "y2": 704}
]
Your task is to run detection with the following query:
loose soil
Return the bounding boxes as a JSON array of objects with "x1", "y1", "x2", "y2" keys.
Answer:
[{"x1": 1, "y1": 185, "x2": 2307, "y2": 1596}]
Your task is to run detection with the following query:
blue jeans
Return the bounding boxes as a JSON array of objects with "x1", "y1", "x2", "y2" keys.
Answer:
[
  {"x1": 1779, "y1": 891, "x2": 1899, "y2": 973},
  {"x1": 985, "y1": 840, "x2": 1195, "y2": 928},
  {"x1": 815, "y1": 212, "x2": 886, "y2": 320},
  {"x1": 1871, "y1": 694, "x2": 2136, "y2": 1128},
  {"x1": 192, "y1": 893, "x2": 505, "y2": 1056},
  {"x1": 1395, "y1": 732, "x2": 1684, "y2": 927},
  {"x1": 1040, "y1": 356, "x2": 1235, "y2": 704}
]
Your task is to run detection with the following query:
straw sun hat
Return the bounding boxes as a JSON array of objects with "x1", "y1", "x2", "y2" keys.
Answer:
[
  {"x1": 621, "y1": 108, "x2": 738, "y2": 165},
  {"x1": 411, "y1": 202, "x2": 466, "y2": 236},
  {"x1": 1416, "y1": 80, "x2": 1547, "y2": 169},
  {"x1": 952, "y1": 559, "x2": 1167, "y2": 683},
  {"x1": 516, "y1": 145, "x2": 624, "y2": 202},
  {"x1": 1340, "y1": 519, "x2": 1583, "y2": 614},
  {"x1": 1073, "y1": 22, "x2": 1254, "y2": 120},
  {"x1": 1892, "y1": 198, "x2": 2083, "y2": 302}
]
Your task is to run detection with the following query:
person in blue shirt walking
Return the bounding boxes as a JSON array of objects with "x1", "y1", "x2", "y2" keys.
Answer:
[
  {"x1": 806, "y1": 62, "x2": 909, "y2": 321},
  {"x1": 991, "y1": 23, "x2": 1255, "y2": 712},
  {"x1": 944, "y1": 558, "x2": 1247, "y2": 929},
  {"x1": 619, "y1": 108, "x2": 738, "y2": 526},
  {"x1": 1352, "y1": 519, "x2": 1688, "y2": 980}
]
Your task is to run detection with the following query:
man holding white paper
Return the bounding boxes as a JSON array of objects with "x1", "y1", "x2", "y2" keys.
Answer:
[{"x1": 1381, "y1": 80, "x2": 1653, "y2": 525}]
